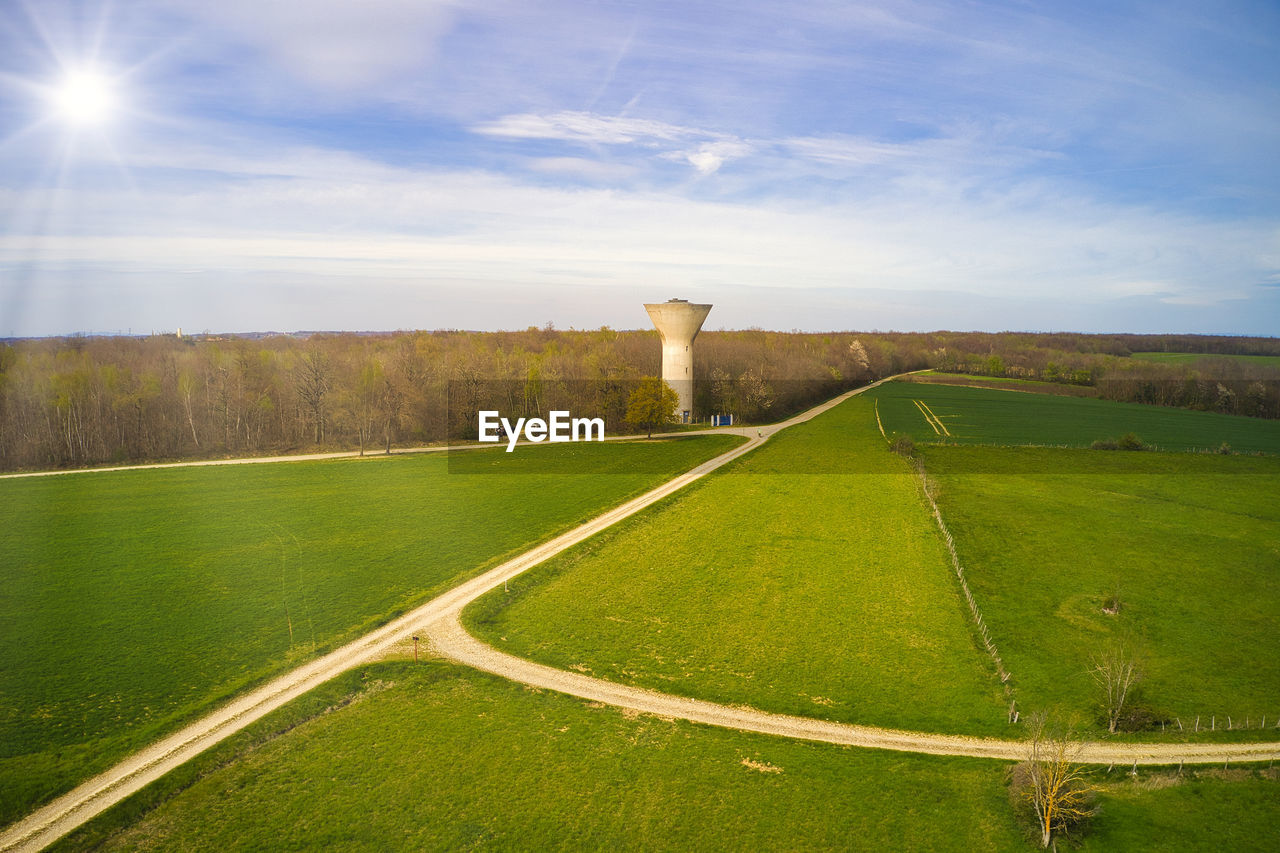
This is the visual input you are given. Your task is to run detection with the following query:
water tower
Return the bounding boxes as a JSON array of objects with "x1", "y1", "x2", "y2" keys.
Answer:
[{"x1": 644, "y1": 298, "x2": 713, "y2": 423}]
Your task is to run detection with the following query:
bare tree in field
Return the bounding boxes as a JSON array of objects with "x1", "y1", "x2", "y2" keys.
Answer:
[
  {"x1": 1016, "y1": 713, "x2": 1095, "y2": 848},
  {"x1": 1091, "y1": 641, "x2": 1142, "y2": 733}
]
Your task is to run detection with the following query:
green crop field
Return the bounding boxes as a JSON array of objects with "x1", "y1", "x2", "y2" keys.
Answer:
[
  {"x1": 1130, "y1": 352, "x2": 1280, "y2": 367},
  {"x1": 54, "y1": 662, "x2": 1280, "y2": 852},
  {"x1": 921, "y1": 445, "x2": 1280, "y2": 738},
  {"x1": 466, "y1": 393, "x2": 1011, "y2": 737},
  {"x1": 0, "y1": 435, "x2": 740, "y2": 826},
  {"x1": 871, "y1": 380, "x2": 1280, "y2": 453}
]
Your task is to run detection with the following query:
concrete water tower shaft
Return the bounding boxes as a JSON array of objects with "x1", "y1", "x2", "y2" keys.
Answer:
[{"x1": 644, "y1": 298, "x2": 713, "y2": 423}]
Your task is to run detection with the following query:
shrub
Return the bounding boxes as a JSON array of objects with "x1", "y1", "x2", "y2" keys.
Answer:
[
  {"x1": 1090, "y1": 438, "x2": 1119, "y2": 450},
  {"x1": 1112, "y1": 703, "x2": 1168, "y2": 733},
  {"x1": 1117, "y1": 432, "x2": 1146, "y2": 451},
  {"x1": 889, "y1": 435, "x2": 915, "y2": 456}
]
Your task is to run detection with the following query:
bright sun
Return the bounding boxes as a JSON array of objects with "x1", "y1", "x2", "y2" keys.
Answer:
[{"x1": 53, "y1": 70, "x2": 116, "y2": 124}]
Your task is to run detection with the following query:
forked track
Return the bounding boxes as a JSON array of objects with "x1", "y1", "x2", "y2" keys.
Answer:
[{"x1": 4, "y1": 376, "x2": 1278, "y2": 852}]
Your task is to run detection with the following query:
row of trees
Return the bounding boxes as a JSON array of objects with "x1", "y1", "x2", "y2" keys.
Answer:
[
  {"x1": 2, "y1": 328, "x2": 1276, "y2": 470},
  {"x1": 0, "y1": 328, "x2": 906, "y2": 470},
  {"x1": 931, "y1": 334, "x2": 1279, "y2": 418}
]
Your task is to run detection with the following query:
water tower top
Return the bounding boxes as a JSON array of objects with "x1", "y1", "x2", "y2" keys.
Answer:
[{"x1": 643, "y1": 301, "x2": 713, "y2": 344}]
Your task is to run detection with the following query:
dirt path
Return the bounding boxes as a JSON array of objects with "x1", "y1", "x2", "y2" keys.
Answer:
[
  {"x1": 0, "y1": 380, "x2": 847, "y2": 852},
  {"x1": 4, "y1": 375, "x2": 1277, "y2": 851},
  {"x1": 0, "y1": 428, "x2": 747, "y2": 480},
  {"x1": 426, "y1": 617, "x2": 1280, "y2": 766}
]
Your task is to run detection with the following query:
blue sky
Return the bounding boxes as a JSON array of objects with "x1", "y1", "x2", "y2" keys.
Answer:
[{"x1": 2, "y1": 0, "x2": 1278, "y2": 336}]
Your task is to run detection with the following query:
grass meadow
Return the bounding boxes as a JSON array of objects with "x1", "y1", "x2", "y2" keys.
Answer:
[
  {"x1": 16, "y1": 381, "x2": 1280, "y2": 850},
  {"x1": 922, "y1": 445, "x2": 1280, "y2": 738},
  {"x1": 872, "y1": 379, "x2": 1280, "y2": 453},
  {"x1": 466, "y1": 393, "x2": 1011, "y2": 736},
  {"x1": 866, "y1": 380, "x2": 1280, "y2": 735},
  {"x1": 54, "y1": 662, "x2": 1280, "y2": 852},
  {"x1": 0, "y1": 435, "x2": 739, "y2": 826}
]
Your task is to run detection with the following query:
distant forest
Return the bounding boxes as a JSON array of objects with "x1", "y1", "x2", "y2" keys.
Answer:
[{"x1": 1, "y1": 328, "x2": 1277, "y2": 470}]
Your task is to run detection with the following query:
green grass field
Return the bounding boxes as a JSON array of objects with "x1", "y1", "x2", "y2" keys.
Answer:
[
  {"x1": 872, "y1": 380, "x2": 1280, "y2": 453},
  {"x1": 922, "y1": 445, "x2": 1280, "y2": 737},
  {"x1": 13, "y1": 382, "x2": 1280, "y2": 849},
  {"x1": 469, "y1": 384, "x2": 1280, "y2": 742},
  {"x1": 0, "y1": 436, "x2": 740, "y2": 826},
  {"x1": 466, "y1": 394, "x2": 1010, "y2": 737},
  {"x1": 1130, "y1": 352, "x2": 1280, "y2": 367},
  {"x1": 54, "y1": 662, "x2": 1280, "y2": 852}
]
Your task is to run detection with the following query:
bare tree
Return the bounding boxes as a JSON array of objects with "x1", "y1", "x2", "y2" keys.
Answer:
[
  {"x1": 739, "y1": 368, "x2": 774, "y2": 420},
  {"x1": 1015, "y1": 713, "x2": 1095, "y2": 848},
  {"x1": 295, "y1": 350, "x2": 331, "y2": 444},
  {"x1": 1091, "y1": 641, "x2": 1142, "y2": 734}
]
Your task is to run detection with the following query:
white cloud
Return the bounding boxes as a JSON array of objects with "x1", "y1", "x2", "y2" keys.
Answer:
[
  {"x1": 473, "y1": 110, "x2": 755, "y2": 175},
  {"x1": 471, "y1": 111, "x2": 698, "y2": 145},
  {"x1": 671, "y1": 140, "x2": 754, "y2": 175}
]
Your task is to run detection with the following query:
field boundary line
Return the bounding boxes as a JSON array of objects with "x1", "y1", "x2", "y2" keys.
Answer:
[
  {"x1": 912, "y1": 458, "x2": 1014, "y2": 719},
  {"x1": 0, "y1": 379, "x2": 895, "y2": 853}
]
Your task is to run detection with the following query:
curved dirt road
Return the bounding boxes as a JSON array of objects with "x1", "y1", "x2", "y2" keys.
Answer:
[
  {"x1": 427, "y1": 616, "x2": 1280, "y2": 766},
  {"x1": 0, "y1": 378, "x2": 837, "y2": 852},
  {"x1": 4, "y1": 376, "x2": 1278, "y2": 851}
]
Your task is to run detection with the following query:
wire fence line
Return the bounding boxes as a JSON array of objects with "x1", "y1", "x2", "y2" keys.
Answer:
[{"x1": 913, "y1": 458, "x2": 1019, "y2": 724}]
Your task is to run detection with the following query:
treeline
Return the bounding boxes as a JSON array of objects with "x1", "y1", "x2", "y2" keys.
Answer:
[
  {"x1": 926, "y1": 331, "x2": 1279, "y2": 417},
  {"x1": 0, "y1": 328, "x2": 905, "y2": 470},
  {"x1": 1, "y1": 329, "x2": 1276, "y2": 471}
]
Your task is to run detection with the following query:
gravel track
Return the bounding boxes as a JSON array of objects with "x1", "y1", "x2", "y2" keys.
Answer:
[{"x1": 4, "y1": 375, "x2": 1277, "y2": 851}]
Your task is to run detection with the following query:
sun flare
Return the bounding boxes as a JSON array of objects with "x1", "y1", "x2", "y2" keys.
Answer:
[{"x1": 52, "y1": 70, "x2": 116, "y2": 124}]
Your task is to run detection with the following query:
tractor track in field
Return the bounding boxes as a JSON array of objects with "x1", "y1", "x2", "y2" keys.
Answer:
[{"x1": 5, "y1": 372, "x2": 1279, "y2": 852}]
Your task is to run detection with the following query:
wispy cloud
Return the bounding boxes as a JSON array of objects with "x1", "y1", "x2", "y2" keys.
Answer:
[
  {"x1": 472, "y1": 110, "x2": 756, "y2": 175},
  {"x1": 472, "y1": 111, "x2": 700, "y2": 146},
  {"x1": 783, "y1": 131, "x2": 1061, "y2": 172}
]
